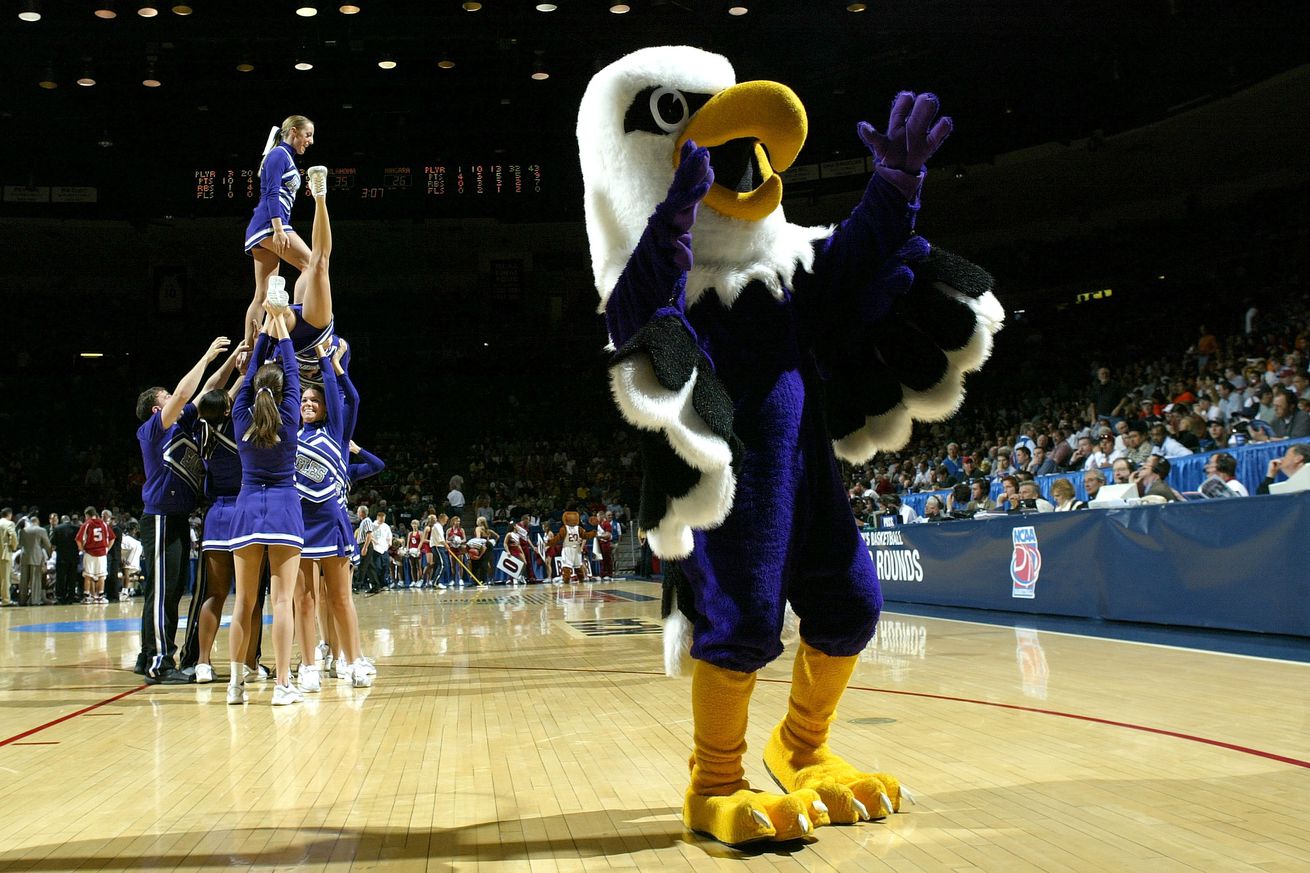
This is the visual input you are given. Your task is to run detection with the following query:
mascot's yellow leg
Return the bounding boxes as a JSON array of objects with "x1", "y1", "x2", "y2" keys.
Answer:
[
  {"x1": 763, "y1": 641, "x2": 903, "y2": 826},
  {"x1": 683, "y1": 659, "x2": 830, "y2": 845}
]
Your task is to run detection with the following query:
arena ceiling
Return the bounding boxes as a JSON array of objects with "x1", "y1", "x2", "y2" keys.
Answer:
[{"x1": 1, "y1": 0, "x2": 1306, "y2": 218}]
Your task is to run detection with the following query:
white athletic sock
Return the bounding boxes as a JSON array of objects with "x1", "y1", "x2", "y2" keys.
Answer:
[{"x1": 231, "y1": 661, "x2": 244, "y2": 685}]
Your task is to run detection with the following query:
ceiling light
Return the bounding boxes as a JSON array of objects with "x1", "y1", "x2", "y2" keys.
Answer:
[
  {"x1": 236, "y1": 61, "x2": 255, "y2": 72},
  {"x1": 77, "y1": 60, "x2": 97, "y2": 86},
  {"x1": 339, "y1": 3, "x2": 361, "y2": 12},
  {"x1": 137, "y1": 3, "x2": 159, "y2": 17},
  {"x1": 171, "y1": 3, "x2": 193, "y2": 14},
  {"x1": 378, "y1": 56, "x2": 397, "y2": 69},
  {"x1": 38, "y1": 65, "x2": 57, "y2": 89},
  {"x1": 19, "y1": 1, "x2": 42, "y2": 22},
  {"x1": 531, "y1": 50, "x2": 549, "y2": 80},
  {"x1": 437, "y1": 58, "x2": 456, "y2": 69},
  {"x1": 296, "y1": 6, "x2": 318, "y2": 16},
  {"x1": 95, "y1": 2, "x2": 118, "y2": 18},
  {"x1": 294, "y1": 59, "x2": 314, "y2": 71},
  {"x1": 81, "y1": 352, "x2": 105, "y2": 359},
  {"x1": 846, "y1": 2, "x2": 867, "y2": 11},
  {"x1": 98, "y1": 131, "x2": 114, "y2": 148},
  {"x1": 142, "y1": 55, "x2": 162, "y2": 86},
  {"x1": 609, "y1": 3, "x2": 630, "y2": 12},
  {"x1": 535, "y1": 3, "x2": 557, "y2": 10},
  {"x1": 728, "y1": 4, "x2": 748, "y2": 14},
  {"x1": 462, "y1": 1, "x2": 482, "y2": 10}
]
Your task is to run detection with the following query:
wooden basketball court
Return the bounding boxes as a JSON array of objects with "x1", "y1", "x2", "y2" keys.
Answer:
[{"x1": 2, "y1": 580, "x2": 1307, "y2": 872}]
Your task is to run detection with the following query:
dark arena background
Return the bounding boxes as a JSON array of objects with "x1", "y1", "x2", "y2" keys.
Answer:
[{"x1": 1, "y1": 2, "x2": 1309, "y2": 872}]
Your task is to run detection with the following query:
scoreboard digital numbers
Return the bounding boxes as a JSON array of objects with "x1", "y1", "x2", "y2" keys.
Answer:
[{"x1": 191, "y1": 162, "x2": 545, "y2": 213}]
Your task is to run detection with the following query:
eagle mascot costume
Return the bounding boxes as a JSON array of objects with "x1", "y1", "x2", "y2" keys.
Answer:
[{"x1": 577, "y1": 46, "x2": 1003, "y2": 845}]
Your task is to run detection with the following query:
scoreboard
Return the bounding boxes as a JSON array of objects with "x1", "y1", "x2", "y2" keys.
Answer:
[{"x1": 192, "y1": 162, "x2": 545, "y2": 212}]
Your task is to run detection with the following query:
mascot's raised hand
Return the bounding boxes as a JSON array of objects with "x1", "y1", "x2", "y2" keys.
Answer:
[
  {"x1": 606, "y1": 140, "x2": 714, "y2": 345},
  {"x1": 655, "y1": 139, "x2": 714, "y2": 275},
  {"x1": 857, "y1": 91, "x2": 953, "y2": 175}
]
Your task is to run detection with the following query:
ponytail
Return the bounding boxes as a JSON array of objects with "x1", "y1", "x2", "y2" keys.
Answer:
[
  {"x1": 246, "y1": 363, "x2": 284, "y2": 448},
  {"x1": 256, "y1": 125, "x2": 281, "y2": 176},
  {"x1": 262, "y1": 125, "x2": 281, "y2": 157}
]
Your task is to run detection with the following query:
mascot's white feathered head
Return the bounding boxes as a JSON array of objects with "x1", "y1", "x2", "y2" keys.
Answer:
[{"x1": 578, "y1": 46, "x2": 832, "y2": 312}]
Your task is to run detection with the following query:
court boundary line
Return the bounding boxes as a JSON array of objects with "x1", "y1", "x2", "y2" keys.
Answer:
[
  {"x1": 2, "y1": 663, "x2": 1306, "y2": 771},
  {"x1": 397, "y1": 662, "x2": 1310, "y2": 771},
  {"x1": 0, "y1": 685, "x2": 146, "y2": 748},
  {"x1": 881, "y1": 607, "x2": 1310, "y2": 666}
]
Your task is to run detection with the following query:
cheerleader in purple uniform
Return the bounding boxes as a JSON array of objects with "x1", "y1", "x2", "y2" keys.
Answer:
[
  {"x1": 243, "y1": 115, "x2": 335, "y2": 367},
  {"x1": 228, "y1": 306, "x2": 304, "y2": 706},
  {"x1": 294, "y1": 339, "x2": 372, "y2": 689},
  {"x1": 182, "y1": 342, "x2": 271, "y2": 682}
]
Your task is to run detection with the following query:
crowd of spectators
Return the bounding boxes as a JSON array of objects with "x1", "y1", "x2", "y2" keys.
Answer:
[{"x1": 842, "y1": 275, "x2": 1310, "y2": 524}]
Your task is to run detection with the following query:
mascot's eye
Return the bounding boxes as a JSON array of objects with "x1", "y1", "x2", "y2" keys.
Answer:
[
  {"x1": 624, "y1": 86, "x2": 710, "y2": 135},
  {"x1": 649, "y1": 87, "x2": 690, "y2": 133}
]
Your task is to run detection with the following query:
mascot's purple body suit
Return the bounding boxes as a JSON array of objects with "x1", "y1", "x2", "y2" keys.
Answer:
[
  {"x1": 611, "y1": 188, "x2": 919, "y2": 673},
  {"x1": 579, "y1": 46, "x2": 1002, "y2": 845}
]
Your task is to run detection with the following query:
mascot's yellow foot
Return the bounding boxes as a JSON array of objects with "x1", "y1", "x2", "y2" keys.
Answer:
[
  {"x1": 764, "y1": 728, "x2": 901, "y2": 824},
  {"x1": 762, "y1": 640, "x2": 908, "y2": 826},
  {"x1": 683, "y1": 659, "x2": 829, "y2": 844},
  {"x1": 683, "y1": 785, "x2": 829, "y2": 845}
]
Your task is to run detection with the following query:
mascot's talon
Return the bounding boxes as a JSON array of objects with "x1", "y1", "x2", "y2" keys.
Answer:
[
  {"x1": 685, "y1": 787, "x2": 822, "y2": 844},
  {"x1": 901, "y1": 785, "x2": 917, "y2": 806},
  {"x1": 812, "y1": 800, "x2": 829, "y2": 815},
  {"x1": 853, "y1": 799, "x2": 870, "y2": 821},
  {"x1": 879, "y1": 792, "x2": 895, "y2": 816}
]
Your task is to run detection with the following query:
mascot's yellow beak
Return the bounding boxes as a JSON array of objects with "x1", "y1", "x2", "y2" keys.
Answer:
[{"x1": 674, "y1": 80, "x2": 807, "y2": 222}]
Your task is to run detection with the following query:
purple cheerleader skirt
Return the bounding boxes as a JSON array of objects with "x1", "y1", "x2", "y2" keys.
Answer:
[
  {"x1": 227, "y1": 483, "x2": 305, "y2": 550},
  {"x1": 301, "y1": 498, "x2": 356, "y2": 561},
  {"x1": 287, "y1": 304, "x2": 334, "y2": 372},
  {"x1": 244, "y1": 215, "x2": 296, "y2": 254},
  {"x1": 201, "y1": 494, "x2": 241, "y2": 552}
]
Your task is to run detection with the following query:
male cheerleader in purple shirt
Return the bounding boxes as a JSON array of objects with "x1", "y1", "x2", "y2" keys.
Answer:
[{"x1": 133, "y1": 336, "x2": 230, "y2": 684}]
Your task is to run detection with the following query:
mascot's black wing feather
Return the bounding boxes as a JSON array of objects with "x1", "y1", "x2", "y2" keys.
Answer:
[
  {"x1": 822, "y1": 238, "x2": 1002, "y2": 463},
  {"x1": 610, "y1": 312, "x2": 742, "y2": 562}
]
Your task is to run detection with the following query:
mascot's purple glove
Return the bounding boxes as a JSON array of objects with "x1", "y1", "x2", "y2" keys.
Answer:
[
  {"x1": 858, "y1": 91, "x2": 953, "y2": 175},
  {"x1": 605, "y1": 141, "x2": 714, "y2": 348},
  {"x1": 652, "y1": 140, "x2": 715, "y2": 274}
]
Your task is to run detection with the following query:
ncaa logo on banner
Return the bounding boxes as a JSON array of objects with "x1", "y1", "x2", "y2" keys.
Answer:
[{"x1": 1010, "y1": 525, "x2": 1041, "y2": 599}]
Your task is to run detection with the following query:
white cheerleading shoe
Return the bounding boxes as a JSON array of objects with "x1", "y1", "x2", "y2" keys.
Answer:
[
  {"x1": 195, "y1": 663, "x2": 214, "y2": 684},
  {"x1": 332, "y1": 657, "x2": 351, "y2": 680},
  {"x1": 297, "y1": 664, "x2": 321, "y2": 693},
  {"x1": 226, "y1": 683, "x2": 247, "y2": 705},
  {"x1": 351, "y1": 660, "x2": 374, "y2": 687},
  {"x1": 266, "y1": 275, "x2": 290, "y2": 311},
  {"x1": 271, "y1": 683, "x2": 304, "y2": 706},
  {"x1": 307, "y1": 165, "x2": 329, "y2": 198}
]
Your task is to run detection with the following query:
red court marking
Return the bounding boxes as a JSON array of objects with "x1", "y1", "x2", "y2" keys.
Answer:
[
  {"x1": 435, "y1": 663, "x2": 1310, "y2": 771},
  {"x1": 841, "y1": 683, "x2": 1310, "y2": 771},
  {"x1": 0, "y1": 685, "x2": 146, "y2": 748},
  {"x1": 11, "y1": 742, "x2": 60, "y2": 746}
]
